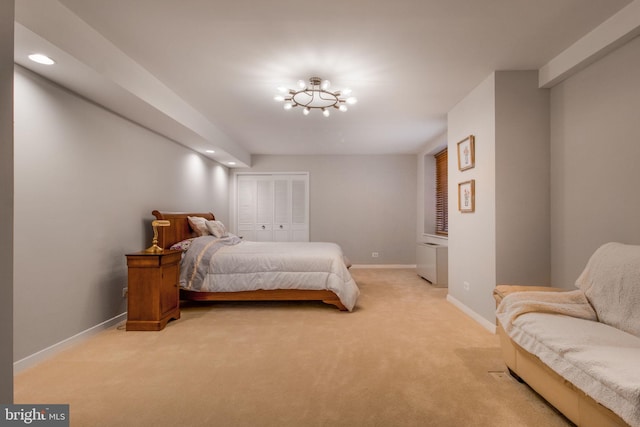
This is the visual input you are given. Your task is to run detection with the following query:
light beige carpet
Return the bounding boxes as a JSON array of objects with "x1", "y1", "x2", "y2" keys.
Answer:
[{"x1": 14, "y1": 269, "x2": 571, "y2": 426}]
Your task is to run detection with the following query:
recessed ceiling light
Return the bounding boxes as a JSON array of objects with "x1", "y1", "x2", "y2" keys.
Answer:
[
  {"x1": 205, "y1": 150, "x2": 215, "y2": 153},
  {"x1": 28, "y1": 53, "x2": 55, "y2": 65},
  {"x1": 227, "y1": 161, "x2": 236, "y2": 166}
]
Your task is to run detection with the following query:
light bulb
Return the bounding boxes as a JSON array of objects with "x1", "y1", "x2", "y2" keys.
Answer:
[
  {"x1": 339, "y1": 105, "x2": 348, "y2": 112},
  {"x1": 297, "y1": 80, "x2": 307, "y2": 89},
  {"x1": 303, "y1": 107, "x2": 310, "y2": 116},
  {"x1": 283, "y1": 103, "x2": 293, "y2": 110},
  {"x1": 321, "y1": 80, "x2": 331, "y2": 90},
  {"x1": 277, "y1": 86, "x2": 288, "y2": 93},
  {"x1": 28, "y1": 53, "x2": 55, "y2": 65},
  {"x1": 341, "y1": 88, "x2": 352, "y2": 96},
  {"x1": 346, "y1": 97, "x2": 358, "y2": 105},
  {"x1": 274, "y1": 95, "x2": 285, "y2": 102},
  {"x1": 323, "y1": 109, "x2": 330, "y2": 117}
]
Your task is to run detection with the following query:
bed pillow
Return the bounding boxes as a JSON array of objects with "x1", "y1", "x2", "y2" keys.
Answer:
[
  {"x1": 170, "y1": 238, "x2": 195, "y2": 252},
  {"x1": 187, "y1": 216, "x2": 210, "y2": 237},
  {"x1": 206, "y1": 220, "x2": 228, "y2": 238}
]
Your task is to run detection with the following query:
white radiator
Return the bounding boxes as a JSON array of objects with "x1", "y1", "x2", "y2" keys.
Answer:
[{"x1": 416, "y1": 243, "x2": 448, "y2": 287}]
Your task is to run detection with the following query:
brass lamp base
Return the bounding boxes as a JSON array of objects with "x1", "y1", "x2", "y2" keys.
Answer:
[
  {"x1": 145, "y1": 220, "x2": 171, "y2": 253},
  {"x1": 144, "y1": 244, "x2": 164, "y2": 253}
]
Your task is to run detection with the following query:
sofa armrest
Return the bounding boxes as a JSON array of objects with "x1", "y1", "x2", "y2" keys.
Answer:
[{"x1": 493, "y1": 284, "x2": 566, "y2": 307}]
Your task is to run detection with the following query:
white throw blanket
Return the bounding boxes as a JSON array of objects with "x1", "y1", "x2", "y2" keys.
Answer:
[
  {"x1": 503, "y1": 312, "x2": 640, "y2": 427},
  {"x1": 575, "y1": 242, "x2": 640, "y2": 338},
  {"x1": 496, "y1": 242, "x2": 640, "y2": 427},
  {"x1": 496, "y1": 289, "x2": 597, "y2": 333}
]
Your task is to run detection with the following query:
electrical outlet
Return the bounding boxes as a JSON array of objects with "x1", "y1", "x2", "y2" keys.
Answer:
[
  {"x1": 463, "y1": 281, "x2": 470, "y2": 291},
  {"x1": 122, "y1": 287, "x2": 128, "y2": 298},
  {"x1": 371, "y1": 252, "x2": 379, "y2": 258}
]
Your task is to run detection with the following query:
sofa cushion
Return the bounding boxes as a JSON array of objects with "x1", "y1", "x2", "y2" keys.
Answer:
[
  {"x1": 509, "y1": 312, "x2": 640, "y2": 427},
  {"x1": 575, "y1": 242, "x2": 640, "y2": 338}
]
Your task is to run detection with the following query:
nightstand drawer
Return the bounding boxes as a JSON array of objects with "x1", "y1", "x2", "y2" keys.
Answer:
[{"x1": 126, "y1": 250, "x2": 182, "y2": 268}]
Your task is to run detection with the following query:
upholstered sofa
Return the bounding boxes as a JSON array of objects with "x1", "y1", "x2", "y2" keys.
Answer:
[{"x1": 494, "y1": 242, "x2": 640, "y2": 427}]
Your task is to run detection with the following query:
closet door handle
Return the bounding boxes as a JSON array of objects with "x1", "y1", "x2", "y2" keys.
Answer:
[
  {"x1": 279, "y1": 225, "x2": 284, "y2": 229},
  {"x1": 261, "y1": 225, "x2": 266, "y2": 229}
]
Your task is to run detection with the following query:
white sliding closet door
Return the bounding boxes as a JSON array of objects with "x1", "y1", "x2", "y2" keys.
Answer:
[
  {"x1": 290, "y1": 175, "x2": 309, "y2": 241},
  {"x1": 236, "y1": 173, "x2": 309, "y2": 242}
]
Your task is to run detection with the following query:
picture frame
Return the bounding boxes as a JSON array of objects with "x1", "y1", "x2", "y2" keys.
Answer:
[
  {"x1": 457, "y1": 135, "x2": 475, "y2": 171},
  {"x1": 458, "y1": 180, "x2": 475, "y2": 213}
]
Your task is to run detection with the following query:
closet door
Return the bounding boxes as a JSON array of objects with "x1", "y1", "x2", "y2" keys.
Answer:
[
  {"x1": 237, "y1": 177, "x2": 256, "y2": 241},
  {"x1": 272, "y1": 177, "x2": 291, "y2": 241},
  {"x1": 237, "y1": 175, "x2": 274, "y2": 241},
  {"x1": 254, "y1": 177, "x2": 274, "y2": 241},
  {"x1": 290, "y1": 175, "x2": 309, "y2": 242},
  {"x1": 272, "y1": 174, "x2": 309, "y2": 241},
  {"x1": 236, "y1": 173, "x2": 309, "y2": 242}
]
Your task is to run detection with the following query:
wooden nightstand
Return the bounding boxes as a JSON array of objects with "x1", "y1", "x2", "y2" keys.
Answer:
[{"x1": 125, "y1": 250, "x2": 182, "y2": 331}]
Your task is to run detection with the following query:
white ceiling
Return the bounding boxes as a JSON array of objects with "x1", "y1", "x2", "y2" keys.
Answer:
[{"x1": 13, "y1": 0, "x2": 632, "y2": 166}]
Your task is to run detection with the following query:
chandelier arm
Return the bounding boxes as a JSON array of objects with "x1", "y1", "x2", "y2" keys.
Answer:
[
  {"x1": 318, "y1": 92, "x2": 340, "y2": 108},
  {"x1": 301, "y1": 89, "x2": 315, "y2": 108},
  {"x1": 318, "y1": 91, "x2": 339, "y2": 100}
]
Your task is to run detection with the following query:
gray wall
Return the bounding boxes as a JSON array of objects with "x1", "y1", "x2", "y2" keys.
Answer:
[
  {"x1": 446, "y1": 36, "x2": 640, "y2": 327},
  {"x1": 550, "y1": 35, "x2": 640, "y2": 288},
  {"x1": 447, "y1": 74, "x2": 498, "y2": 324},
  {"x1": 242, "y1": 155, "x2": 417, "y2": 265},
  {"x1": 13, "y1": 67, "x2": 230, "y2": 361},
  {"x1": 448, "y1": 71, "x2": 550, "y2": 326},
  {"x1": 495, "y1": 71, "x2": 550, "y2": 286},
  {"x1": 1, "y1": 0, "x2": 14, "y2": 404}
]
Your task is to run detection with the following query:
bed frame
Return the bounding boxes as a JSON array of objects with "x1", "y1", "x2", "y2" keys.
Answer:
[{"x1": 152, "y1": 210, "x2": 348, "y2": 310}]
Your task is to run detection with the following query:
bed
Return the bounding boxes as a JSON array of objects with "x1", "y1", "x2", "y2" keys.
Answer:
[{"x1": 152, "y1": 210, "x2": 359, "y2": 311}]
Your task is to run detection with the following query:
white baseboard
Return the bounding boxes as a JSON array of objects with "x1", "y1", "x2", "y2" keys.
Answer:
[
  {"x1": 446, "y1": 295, "x2": 496, "y2": 334},
  {"x1": 350, "y1": 264, "x2": 417, "y2": 269},
  {"x1": 14, "y1": 312, "x2": 127, "y2": 374}
]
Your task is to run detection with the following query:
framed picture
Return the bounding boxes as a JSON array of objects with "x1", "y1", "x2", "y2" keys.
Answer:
[
  {"x1": 458, "y1": 180, "x2": 475, "y2": 213},
  {"x1": 457, "y1": 135, "x2": 475, "y2": 171}
]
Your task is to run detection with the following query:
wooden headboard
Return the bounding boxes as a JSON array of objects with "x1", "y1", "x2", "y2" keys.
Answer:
[{"x1": 151, "y1": 210, "x2": 215, "y2": 249}]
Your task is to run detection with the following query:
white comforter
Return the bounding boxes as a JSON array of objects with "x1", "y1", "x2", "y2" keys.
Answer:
[{"x1": 180, "y1": 236, "x2": 360, "y2": 311}]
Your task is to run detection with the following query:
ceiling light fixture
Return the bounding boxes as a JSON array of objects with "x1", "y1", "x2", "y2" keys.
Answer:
[
  {"x1": 28, "y1": 53, "x2": 55, "y2": 65},
  {"x1": 274, "y1": 77, "x2": 357, "y2": 117}
]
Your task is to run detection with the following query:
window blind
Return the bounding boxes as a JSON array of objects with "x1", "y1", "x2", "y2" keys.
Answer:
[{"x1": 434, "y1": 148, "x2": 448, "y2": 236}]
